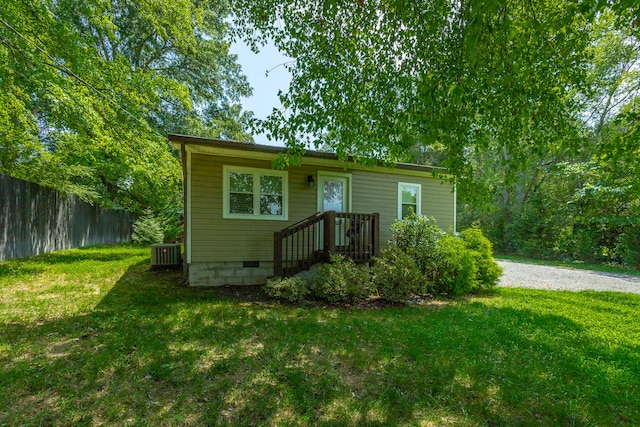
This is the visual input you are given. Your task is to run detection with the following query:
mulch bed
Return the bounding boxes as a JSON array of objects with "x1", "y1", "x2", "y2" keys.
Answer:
[{"x1": 198, "y1": 284, "x2": 445, "y2": 309}]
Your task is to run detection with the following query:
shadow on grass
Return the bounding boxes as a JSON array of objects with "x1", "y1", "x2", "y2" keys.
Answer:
[{"x1": 1, "y1": 263, "x2": 639, "y2": 425}]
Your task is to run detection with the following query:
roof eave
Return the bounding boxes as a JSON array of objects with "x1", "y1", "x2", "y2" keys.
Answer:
[{"x1": 167, "y1": 133, "x2": 449, "y2": 175}]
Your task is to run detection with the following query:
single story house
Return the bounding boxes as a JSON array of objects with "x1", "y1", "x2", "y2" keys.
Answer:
[{"x1": 169, "y1": 134, "x2": 456, "y2": 286}]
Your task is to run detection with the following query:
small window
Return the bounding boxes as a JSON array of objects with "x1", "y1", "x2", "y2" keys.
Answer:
[
  {"x1": 223, "y1": 166, "x2": 288, "y2": 220},
  {"x1": 398, "y1": 182, "x2": 421, "y2": 219}
]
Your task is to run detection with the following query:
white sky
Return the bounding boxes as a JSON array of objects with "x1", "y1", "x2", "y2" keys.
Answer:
[{"x1": 230, "y1": 41, "x2": 292, "y2": 147}]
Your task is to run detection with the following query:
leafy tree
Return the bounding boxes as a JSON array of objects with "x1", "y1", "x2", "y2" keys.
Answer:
[
  {"x1": 448, "y1": 8, "x2": 639, "y2": 257},
  {"x1": 0, "y1": 0, "x2": 252, "y2": 212},
  {"x1": 235, "y1": 3, "x2": 639, "y2": 268},
  {"x1": 569, "y1": 97, "x2": 640, "y2": 265},
  {"x1": 233, "y1": 0, "x2": 616, "y2": 174}
]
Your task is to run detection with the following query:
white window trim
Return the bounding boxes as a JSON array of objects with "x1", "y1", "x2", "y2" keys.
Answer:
[
  {"x1": 398, "y1": 182, "x2": 422, "y2": 220},
  {"x1": 222, "y1": 165, "x2": 288, "y2": 220}
]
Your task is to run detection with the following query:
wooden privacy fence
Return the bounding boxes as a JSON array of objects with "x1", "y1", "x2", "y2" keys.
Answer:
[{"x1": 0, "y1": 175, "x2": 132, "y2": 261}]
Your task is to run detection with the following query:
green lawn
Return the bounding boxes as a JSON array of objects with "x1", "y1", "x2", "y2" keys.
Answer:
[{"x1": 1, "y1": 245, "x2": 639, "y2": 426}]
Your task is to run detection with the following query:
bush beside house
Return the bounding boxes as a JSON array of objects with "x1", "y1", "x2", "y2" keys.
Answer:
[
  {"x1": 460, "y1": 226, "x2": 503, "y2": 289},
  {"x1": 132, "y1": 210, "x2": 164, "y2": 245},
  {"x1": 372, "y1": 247, "x2": 423, "y2": 302},
  {"x1": 265, "y1": 214, "x2": 503, "y2": 304},
  {"x1": 311, "y1": 255, "x2": 373, "y2": 303},
  {"x1": 132, "y1": 208, "x2": 184, "y2": 245},
  {"x1": 264, "y1": 276, "x2": 310, "y2": 302}
]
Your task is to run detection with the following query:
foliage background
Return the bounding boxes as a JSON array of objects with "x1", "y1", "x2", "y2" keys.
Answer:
[
  {"x1": 0, "y1": 0, "x2": 253, "y2": 213},
  {"x1": 234, "y1": 1, "x2": 640, "y2": 268},
  {"x1": 2, "y1": 1, "x2": 639, "y2": 267}
]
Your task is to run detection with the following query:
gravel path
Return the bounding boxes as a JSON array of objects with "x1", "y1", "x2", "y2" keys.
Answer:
[{"x1": 497, "y1": 260, "x2": 640, "y2": 294}]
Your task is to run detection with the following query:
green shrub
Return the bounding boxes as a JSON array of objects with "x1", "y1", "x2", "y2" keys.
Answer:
[
  {"x1": 264, "y1": 276, "x2": 310, "y2": 302},
  {"x1": 616, "y1": 224, "x2": 640, "y2": 269},
  {"x1": 132, "y1": 210, "x2": 164, "y2": 245},
  {"x1": 312, "y1": 255, "x2": 372, "y2": 303},
  {"x1": 562, "y1": 227, "x2": 607, "y2": 264},
  {"x1": 460, "y1": 226, "x2": 503, "y2": 289},
  {"x1": 389, "y1": 213, "x2": 445, "y2": 273},
  {"x1": 158, "y1": 208, "x2": 184, "y2": 243},
  {"x1": 389, "y1": 213, "x2": 481, "y2": 297},
  {"x1": 372, "y1": 247, "x2": 424, "y2": 302},
  {"x1": 433, "y1": 235, "x2": 477, "y2": 296}
]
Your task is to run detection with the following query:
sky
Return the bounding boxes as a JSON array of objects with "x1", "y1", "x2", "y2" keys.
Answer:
[{"x1": 230, "y1": 41, "x2": 292, "y2": 147}]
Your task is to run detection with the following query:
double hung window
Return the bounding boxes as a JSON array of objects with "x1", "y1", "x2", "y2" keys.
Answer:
[
  {"x1": 398, "y1": 182, "x2": 421, "y2": 219},
  {"x1": 223, "y1": 166, "x2": 288, "y2": 220}
]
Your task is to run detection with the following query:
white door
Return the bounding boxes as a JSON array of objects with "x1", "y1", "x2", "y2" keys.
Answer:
[
  {"x1": 317, "y1": 173, "x2": 351, "y2": 247},
  {"x1": 319, "y1": 176, "x2": 349, "y2": 213}
]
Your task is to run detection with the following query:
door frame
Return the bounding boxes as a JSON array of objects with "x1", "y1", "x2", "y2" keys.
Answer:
[{"x1": 316, "y1": 171, "x2": 352, "y2": 213}]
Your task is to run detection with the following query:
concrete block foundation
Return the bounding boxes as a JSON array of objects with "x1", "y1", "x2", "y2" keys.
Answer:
[{"x1": 188, "y1": 261, "x2": 274, "y2": 286}]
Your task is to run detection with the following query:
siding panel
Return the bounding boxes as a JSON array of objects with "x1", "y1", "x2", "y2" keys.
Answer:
[
  {"x1": 351, "y1": 170, "x2": 454, "y2": 244},
  {"x1": 189, "y1": 153, "x2": 454, "y2": 263}
]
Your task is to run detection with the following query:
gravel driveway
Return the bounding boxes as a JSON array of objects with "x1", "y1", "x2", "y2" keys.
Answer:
[{"x1": 497, "y1": 260, "x2": 640, "y2": 294}]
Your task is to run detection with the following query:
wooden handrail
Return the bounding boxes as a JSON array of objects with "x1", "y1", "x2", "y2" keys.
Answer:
[
  {"x1": 279, "y1": 211, "x2": 324, "y2": 238},
  {"x1": 274, "y1": 211, "x2": 380, "y2": 277}
]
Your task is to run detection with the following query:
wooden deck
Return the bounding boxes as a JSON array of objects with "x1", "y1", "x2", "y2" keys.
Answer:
[{"x1": 274, "y1": 211, "x2": 380, "y2": 277}]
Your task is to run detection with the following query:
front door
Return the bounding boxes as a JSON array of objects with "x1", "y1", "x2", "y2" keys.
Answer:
[
  {"x1": 319, "y1": 176, "x2": 348, "y2": 213},
  {"x1": 318, "y1": 173, "x2": 351, "y2": 247}
]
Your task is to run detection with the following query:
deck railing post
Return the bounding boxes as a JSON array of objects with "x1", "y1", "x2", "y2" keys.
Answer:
[
  {"x1": 372, "y1": 213, "x2": 380, "y2": 257},
  {"x1": 352, "y1": 213, "x2": 358, "y2": 260},
  {"x1": 324, "y1": 211, "x2": 336, "y2": 261},
  {"x1": 274, "y1": 231, "x2": 283, "y2": 277}
]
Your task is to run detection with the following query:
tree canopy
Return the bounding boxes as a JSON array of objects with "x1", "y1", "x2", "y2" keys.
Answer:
[
  {"x1": 0, "y1": 0, "x2": 252, "y2": 212},
  {"x1": 234, "y1": 0, "x2": 640, "y2": 267},
  {"x1": 454, "y1": 9, "x2": 640, "y2": 266},
  {"x1": 234, "y1": 0, "x2": 638, "y2": 172}
]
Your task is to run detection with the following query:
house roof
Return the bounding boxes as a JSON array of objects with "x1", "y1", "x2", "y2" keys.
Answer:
[{"x1": 168, "y1": 133, "x2": 448, "y2": 175}]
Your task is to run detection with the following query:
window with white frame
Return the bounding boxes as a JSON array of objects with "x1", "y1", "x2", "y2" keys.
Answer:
[
  {"x1": 223, "y1": 166, "x2": 288, "y2": 220},
  {"x1": 398, "y1": 182, "x2": 421, "y2": 219}
]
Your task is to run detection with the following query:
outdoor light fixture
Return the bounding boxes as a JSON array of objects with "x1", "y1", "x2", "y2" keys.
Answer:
[{"x1": 307, "y1": 175, "x2": 315, "y2": 188}]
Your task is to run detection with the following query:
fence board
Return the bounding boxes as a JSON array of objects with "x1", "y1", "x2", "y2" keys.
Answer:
[{"x1": 0, "y1": 175, "x2": 132, "y2": 261}]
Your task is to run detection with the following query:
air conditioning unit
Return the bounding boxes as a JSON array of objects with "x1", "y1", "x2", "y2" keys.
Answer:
[{"x1": 151, "y1": 243, "x2": 182, "y2": 269}]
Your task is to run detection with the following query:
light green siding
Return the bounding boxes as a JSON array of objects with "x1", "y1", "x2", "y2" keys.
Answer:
[
  {"x1": 351, "y1": 169, "x2": 454, "y2": 245},
  {"x1": 189, "y1": 153, "x2": 454, "y2": 263}
]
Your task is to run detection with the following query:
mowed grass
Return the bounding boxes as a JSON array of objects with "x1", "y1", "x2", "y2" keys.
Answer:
[{"x1": 1, "y1": 245, "x2": 639, "y2": 426}]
